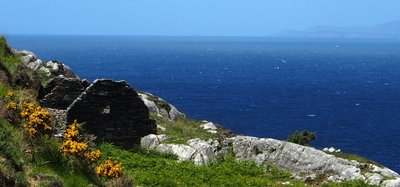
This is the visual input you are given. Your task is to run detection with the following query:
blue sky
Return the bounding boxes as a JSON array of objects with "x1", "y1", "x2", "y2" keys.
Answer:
[{"x1": 1, "y1": 0, "x2": 400, "y2": 36}]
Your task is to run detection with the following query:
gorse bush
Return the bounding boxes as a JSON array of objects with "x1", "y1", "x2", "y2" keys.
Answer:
[
  {"x1": 60, "y1": 120, "x2": 89, "y2": 157},
  {"x1": 60, "y1": 120, "x2": 122, "y2": 178},
  {"x1": 96, "y1": 159, "x2": 123, "y2": 178},
  {"x1": 287, "y1": 130, "x2": 316, "y2": 146},
  {"x1": 20, "y1": 102, "x2": 52, "y2": 137}
]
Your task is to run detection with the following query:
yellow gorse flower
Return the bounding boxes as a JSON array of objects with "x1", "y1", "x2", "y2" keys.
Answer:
[
  {"x1": 65, "y1": 120, "x2": 80, "y2": 140},
  {"x1": 6, "y1": 91, "x2": 14, "y2": 99},
  {"x1": 84, "y1": 150, "x2": 102, "y2": 162},
  {"x1": 60, "y1": 139, "x2": 88, "y2": 155},
  {"x1": 96, "y1": 159, "x2": 123, "y2": 178},
  {"x1": 20, "y1": 102, "x2": 52, "y2": 136},
  {"x1": 6, "y1": 101, "x2": 17, "y2": 111}
]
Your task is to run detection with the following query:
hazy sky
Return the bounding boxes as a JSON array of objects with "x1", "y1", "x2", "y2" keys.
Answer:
[{"x1": 1, "y1": 0, "x2": 400, "y2": 36}]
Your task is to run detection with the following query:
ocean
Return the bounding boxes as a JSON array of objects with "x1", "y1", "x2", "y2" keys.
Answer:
[{"x1": 7, "y1": 35, "x2": 400, "y2": 172}]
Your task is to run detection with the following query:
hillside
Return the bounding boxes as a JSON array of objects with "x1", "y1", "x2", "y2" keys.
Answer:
[{"x1": 1, "y1": 36, "x2": 399, "y2": 187}]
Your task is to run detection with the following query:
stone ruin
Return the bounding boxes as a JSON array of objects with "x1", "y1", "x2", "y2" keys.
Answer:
[
  {"x1": 66, "y1": 79, "x2": 156, "y2": 146},
  {"x1": 40, "y1": 77, "x2": 156, "y2": 146},
  {"x1": 39, "y1": 77, "x2": 89, "y2": 109}
]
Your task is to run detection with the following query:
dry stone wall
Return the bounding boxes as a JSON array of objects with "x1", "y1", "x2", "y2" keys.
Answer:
[{"x1": 66, "y1": 79, "x2": 156, "y2": 146}]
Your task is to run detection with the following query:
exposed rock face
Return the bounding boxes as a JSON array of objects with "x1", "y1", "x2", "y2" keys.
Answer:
[
  {"x1": 222, "y1": 136, "x2": 400, "y2": 185},
  {"x1": 142, "y1": 134, "x2": 400, "y2": 186},
  {"x1": 382, "y1": 178, "x2": 400, "y2": 187},
  {"x1": 66, "y1": 79, "x2": 156, "y2": 146},
  {"x1": 39, "y1": 77, "x2": 88, "y2": 109},
  {"x1": 200, "y1": 121, "x2": 218, "y2": 134},
  {"x1": 141, "y1": 135, "x2": 221, "y2": 165},
  {"x1": 14, "y1": 50, "x2": 37, "y2": 64},
  {"x1": 138, "y1": 92, "x2": 185, "y2": 121},
  {"x1": 140, "y1": 134, "x2": 168, "y2": 149},
  {"x1": 42, "y1": 60, "x2": 76, "y2": 78},
  {"x1": 13, "y1": 50, "x2": 77, "y2": 79}
]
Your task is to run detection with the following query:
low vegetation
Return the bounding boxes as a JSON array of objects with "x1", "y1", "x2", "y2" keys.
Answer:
[
  {"x1": 327, "y1": 152, "x2": 383, "y2": 168},
  {"x1": 287, "y1": 130, "x2": 316, "y2": 146}
]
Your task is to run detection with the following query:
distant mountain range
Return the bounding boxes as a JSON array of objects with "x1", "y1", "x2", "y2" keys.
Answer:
[{"x1": 272, "y1": 20, "x2": 400, "y2": 39}]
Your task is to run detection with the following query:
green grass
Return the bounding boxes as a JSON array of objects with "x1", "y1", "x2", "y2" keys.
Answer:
[
  {"x1": 322, "y1": 180, "x2": 378, "y2": 187},
  {"x1": 0, "y1": 82, "x2": 11, "y2": 98},
  {"x1": 327, "y1": 152, "x2": 383, "y2": 168},
  {"x1": 99, "y1": 143, "x2": 307, "y2": 187},
  {"x1": 0, "y1": 36, "x2": 21, "y2": 77},
  {"x1": 150, "y1": 112, "x2": 219, "y2": 144}
]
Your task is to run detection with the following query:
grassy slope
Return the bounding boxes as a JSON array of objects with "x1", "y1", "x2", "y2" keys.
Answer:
[{"x1": 0, "y1": 36, "x2": 377, "y2": 187}]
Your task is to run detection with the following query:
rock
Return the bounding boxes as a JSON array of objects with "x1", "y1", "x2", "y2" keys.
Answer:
[
  {"x1": 143, "y1": 137, "x2": 221, "y2": 165},
  {"x1": 382, "y1": 178, "x2": 400, "y2": 187},
  {"x1": 140, "y1": 134, "x2": 168, "y2": 149},
  {"x1": 46, "y1": 108, "x2": 67, "y2": 137},
  {"x1": 44, "y1": 60, "x2": 76, "y2": 78},
  {"x1": 200, "y1": 121, "x2": 218, "y2": 133},
  {"x1": 371, "y1": 165, "x2": 400, "y2": 179},
  {"x1": 141, "y1": 96, "x2": 158, "y2": 112},
  {"x1": 0, "y1": 70, "x2": 9, "y2": 84},
  {"x1": 223, "y1": 136, "x2": 367, "y2": 181},
  {"x1": 39, "y1": 77, "x2": 87, "y2": 109},
  {"x1": 12, "y1": 64, "x2": 41, "y2": 89},
  {"x1": 14, "y1": 49, "x2": 77, "y2": 79},
  {"x1": 168, "y1": 105, "x2": 183, "y2": 121},
  {"x1": 39, "y1": 66, "x2": 51, "y2": 75},
  {"x1": 27, "y1": 59, "x2": 44, "y2": 70},
  {"x1": 138, "y1": 92, "x2": 185, "y2": 121},
  {"x1": 66, "y1": 79, "x2": 156, "y2": 146},
  {"x1": 159, "y1": 108, "x2": 170, "y2": 119},
  {"x1": 365, "y1": 172, "x2": 383, "y2": 186},
  {"x1": 200, "y1": 121, "x2": 217, "y2": 130},
  {"x1": 187, "y1": 138, "x2": 219, "y2": 165},
  {"x1": 14, "y1": 50, "x2": 37, "y2": 63},
  {"x1": 157, "y1": 125, "x2": 166, "y2": 132},
  {"x1": 323, "y1": 147, "x2": 341, "y2": 153},
  {"x1": 156, "y1": 144, "x2": 197, "y2": 162}
]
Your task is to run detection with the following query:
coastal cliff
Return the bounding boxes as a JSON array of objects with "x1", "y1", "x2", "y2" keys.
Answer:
[{"x1": 1, "y1": 37, "x2": 399, "y2": 186}]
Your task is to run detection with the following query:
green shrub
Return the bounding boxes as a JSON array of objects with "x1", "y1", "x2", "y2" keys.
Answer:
[{"x1": 287, "y1": 130, "x2": 316, "y2": 146}]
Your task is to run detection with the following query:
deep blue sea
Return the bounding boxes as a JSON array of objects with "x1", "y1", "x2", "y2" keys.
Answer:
[{"x1": 7, "y1": 35, "x2": 400, "y2": 172}]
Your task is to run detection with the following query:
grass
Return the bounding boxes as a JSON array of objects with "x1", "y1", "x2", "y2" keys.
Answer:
[
  {"x1": 327, "y1": 152, "x2": 383, "y2": 168},
  {"x1": 0, "y1": 118, "x2": 102, "y2": 186},
  {"x1": 0, "y1": 36, "x2": 21, "y2": 77},
  {"x1": 322, "y1": 180, "x2": 378, "y2": 187},
  {"x1": 150, "y1": 112, "x2": 220, "y2": 144},
  {"x1": 99, "y1": 143, "x2": 307, "y2": 187},
  {"x1": 0, "y1": 82, "x2": 11, "y2": 98}
]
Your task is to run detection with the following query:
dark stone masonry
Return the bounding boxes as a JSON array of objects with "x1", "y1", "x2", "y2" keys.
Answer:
[
  {"x1": 66, "y1": 79, "x2": 156, "y2": 146},
  {"x1": 39, "y1": 77, "x2": 88, "y2": 109}
]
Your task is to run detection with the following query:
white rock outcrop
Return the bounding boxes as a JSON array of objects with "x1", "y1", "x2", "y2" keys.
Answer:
[
  {"x1": 200, "y1": 121, "x2": 218, "y2": 134},
  {"x1": 141, "y1": 135, "x2": 220, "y2": 165},
  {"x1": 140, "y1": 134, "x2": 169, "y2": 149},
  {"x1": 14, "y1": 50, "x2": 77, "y2": 79},
  {"x1": 142, "y1": 134, "x2": 400, "y2": 186},
  {"x1": 138, "y1": 92, "x2": 185, "y2": 121}
]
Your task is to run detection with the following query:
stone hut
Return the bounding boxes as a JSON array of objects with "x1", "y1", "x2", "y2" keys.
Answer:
[
  {"x1": 66, "y1": 79, "x2": 156, "y2": 146},
  {"x1": 39, "y1": 77, "x2": 89, "y2": 109}
]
